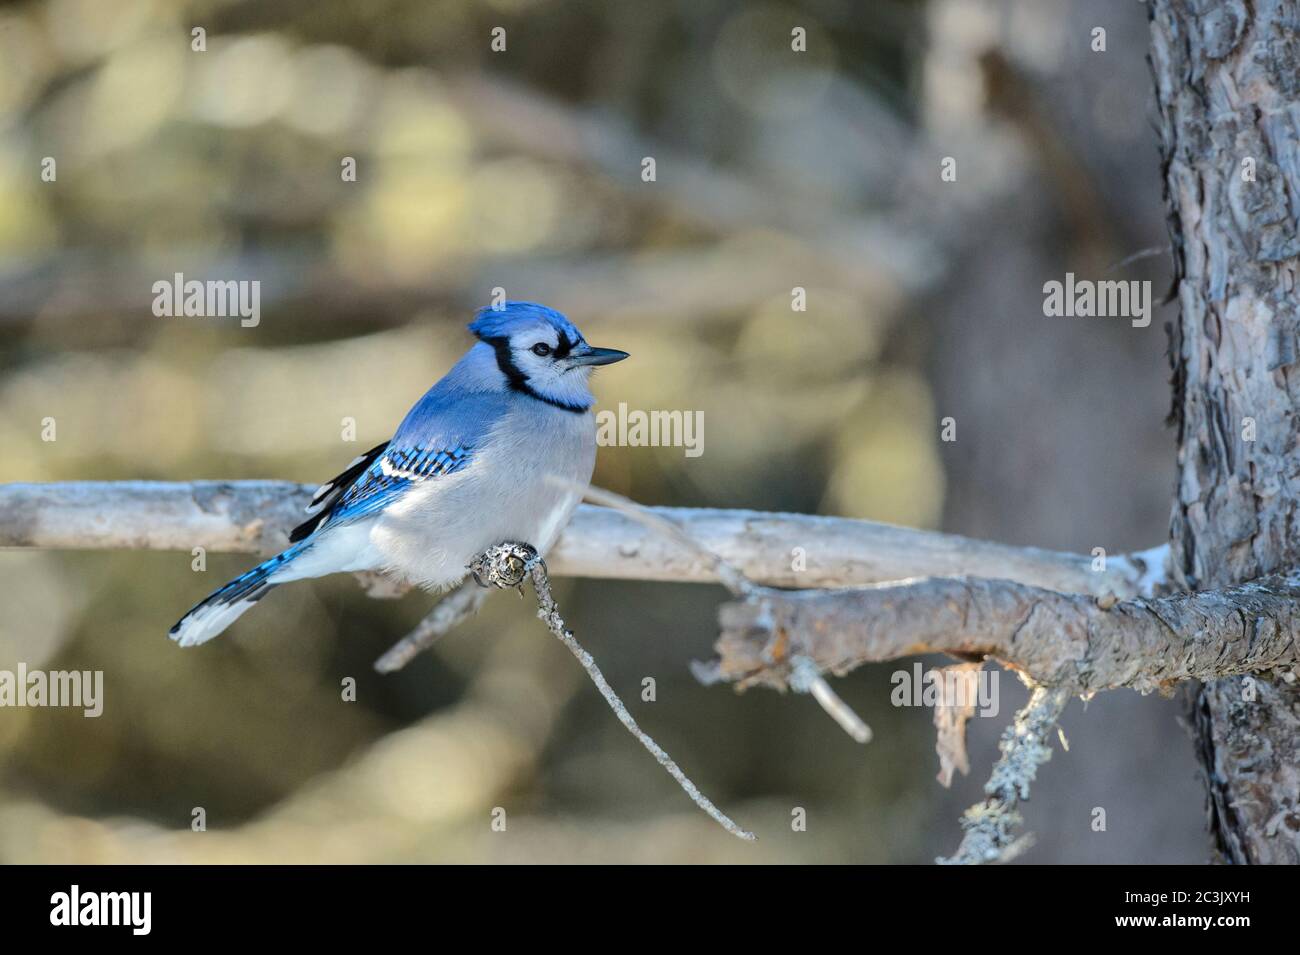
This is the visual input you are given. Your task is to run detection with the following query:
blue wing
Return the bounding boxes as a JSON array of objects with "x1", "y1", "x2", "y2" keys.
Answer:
[
  {"x1": 329, "y1": 444, "x2": 474, "y2": 523},
  {"x1": 291, "y1": 387, "x2": 511, "y2": 541}
]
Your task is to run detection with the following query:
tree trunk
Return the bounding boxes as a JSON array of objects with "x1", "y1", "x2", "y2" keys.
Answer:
[{"x1": 1151, "y1": 0, "x2": 1300, "y2": 863}]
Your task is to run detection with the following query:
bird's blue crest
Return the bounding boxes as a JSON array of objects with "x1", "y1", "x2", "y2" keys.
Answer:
[{"x1": 468, "y1": 301, "x2": 584, "y2": 344}]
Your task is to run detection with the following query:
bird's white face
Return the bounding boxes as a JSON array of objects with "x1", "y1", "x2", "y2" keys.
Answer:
[
  {"x1": 498, "y1": 322, "x2": 629, "y2": 411},
  {"x1": 510, "y1": 325, "x2": 585, "y2": 395}
]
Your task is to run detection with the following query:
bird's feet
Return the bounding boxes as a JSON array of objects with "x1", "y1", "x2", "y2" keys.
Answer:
[{"x1": 469, "y1": 542, "x2": 541, "y2": 591}]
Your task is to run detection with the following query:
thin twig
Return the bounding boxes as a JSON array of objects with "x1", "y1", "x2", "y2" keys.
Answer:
[
  {"x1": 789, "y1": 655, "x2": 872, "y2": 743},
  {"x1": 469, "y1": 542, "x2": 756, "y2": 842},
  {"x1": 938, "y1": 684, "x2": 1070, "y2": 865},
  {"x1": 373, "y1": 581, "x2": 489, "y2": 673},
  {"x1": 1105, "y1": 244, "x2": 1171, "y2": 273}
]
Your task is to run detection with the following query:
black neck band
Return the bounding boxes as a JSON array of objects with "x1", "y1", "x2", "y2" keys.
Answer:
[{"x1": 484, "y1": 337, "x2": 590, "y2": 414}]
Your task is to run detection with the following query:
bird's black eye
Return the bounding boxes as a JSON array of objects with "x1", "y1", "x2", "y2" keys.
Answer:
[{"x1": 531, "y1": 342, "x2": 552, "y2": 357}]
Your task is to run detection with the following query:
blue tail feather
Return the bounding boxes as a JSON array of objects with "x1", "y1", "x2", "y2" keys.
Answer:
[{"x1": 169, "y1": 541, "x2": 311, "y2": 646}]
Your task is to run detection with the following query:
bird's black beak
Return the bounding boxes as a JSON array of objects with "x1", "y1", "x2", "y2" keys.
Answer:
[{"x1": 569, "y1": 345, "x2": 630, "y2": 366}]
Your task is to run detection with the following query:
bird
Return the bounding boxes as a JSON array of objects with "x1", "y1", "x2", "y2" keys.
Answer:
[{"x1": 169, "y1": 301, "x2": 629, "y2": 647}]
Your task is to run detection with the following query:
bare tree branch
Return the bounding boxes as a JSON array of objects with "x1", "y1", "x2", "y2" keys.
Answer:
[
  {"x1": 712, "y1": 573, "x2": 1300, "y2": 695},
  {"x1": 0, "y1": 481, "x2": 1165, "y2": 597},
  {"x1": 11, "y1": 478, "x2": 1298, "y2": 863}
]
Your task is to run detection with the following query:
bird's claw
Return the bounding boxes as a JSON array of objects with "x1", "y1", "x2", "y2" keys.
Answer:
[{"x1": 468, "y1": 542, "x2": 540, "y2": 590}]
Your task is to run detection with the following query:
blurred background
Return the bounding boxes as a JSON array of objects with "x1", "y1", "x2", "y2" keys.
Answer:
[{"x1": 0, "y1": 0, "x2": 1203, "y2": 863}]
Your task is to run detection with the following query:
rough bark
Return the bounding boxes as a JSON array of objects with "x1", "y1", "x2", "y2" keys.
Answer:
[
  {"x1": 1152, "y1": 0, "x2": 1300, "y2": 863},
  {"x1": 711, "y1": 572, "x2": 1300, "y2": 694}
]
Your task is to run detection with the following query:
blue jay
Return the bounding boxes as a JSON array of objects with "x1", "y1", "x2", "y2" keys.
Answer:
[{"x1": 169, "y1": 302, "x2": 628, "y2": 647}]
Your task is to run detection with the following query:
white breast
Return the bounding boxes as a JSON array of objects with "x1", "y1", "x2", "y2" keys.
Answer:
[{"x1": 367, "y1": 403, "x2": 596, "y2": 590}]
